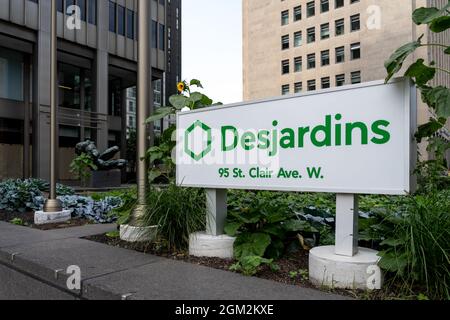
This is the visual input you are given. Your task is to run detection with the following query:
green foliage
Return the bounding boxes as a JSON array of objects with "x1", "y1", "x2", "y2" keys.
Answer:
[
  {"x1": 145, "y1": 79, "x2": 221, "y2": 184},
  {"x1": 360, "y1": 190, "x2": 450, "y2": 300},
  {"x1": 141, "y1": 185, "x2": 206, "y2": 250},
  {"x1": 106, "y1": 230, "x2": 120, "y2": 239},
  {"x1": 385, "y1": 3, "x2": 449, "y2": 162},
  {"x1": 0, "y1": 179, "x2": 74, "y2": 213},
  {"x1": 91, "y1": 188, "x2": 137, "y2": 225},
  {"x1": 10, "y1": 218, "x2": 24, "y2": 226},
  {"x1": 70, "y1": 152, "x2": 98, "y2": 186},
  {"x1": 229, "y1": 256, "x2": 274, "y2": 276},
  {"x1": 225, "y1": 191, "x2": 318, "y2": 274}
]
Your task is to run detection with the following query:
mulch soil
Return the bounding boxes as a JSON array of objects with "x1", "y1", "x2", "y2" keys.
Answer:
[
  {"x1": 0, "y1": 210, "x2": 93, "y2": 230},
  {"x1": 84, "y1": 232, "x2": 386, "y2": 300}
]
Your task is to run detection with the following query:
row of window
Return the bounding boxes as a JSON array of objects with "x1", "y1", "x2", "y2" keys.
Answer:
[
  {"x1": 28, "y1": 0, "x2": 166, "y2": 50},
  {"x1": 281, "y1": 0, "x2": 360, "y2": 25},
  {"x1": 281, "y1": 71, "x2": 361, "y2": 95},
  {"x1": 281, "y1": 43, "x2": 360, "y2": 75},
  {"x1": 281, "y1": 14, "x2": 360, "y2": 50}
]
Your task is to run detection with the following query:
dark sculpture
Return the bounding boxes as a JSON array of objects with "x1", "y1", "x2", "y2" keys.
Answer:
[{"x1": 75, "y1": 140, "x2": 127, "y2": 171}]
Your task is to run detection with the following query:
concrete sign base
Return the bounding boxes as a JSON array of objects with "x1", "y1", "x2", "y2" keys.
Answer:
[
  {"x1": 309, "y1": 245, "x2": 382, "y2": 290},
  {"x1": 34, "y1": 210, "x2": 71, "y2": 225},
  {"x1": 120, "y1": 224, "x2": 158, "y2": 243},
  {"x1": 189, "y1": 232, "x2": 236, "y2": 259}
]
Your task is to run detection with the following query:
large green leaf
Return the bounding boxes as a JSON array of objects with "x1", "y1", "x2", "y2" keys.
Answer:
[
  {"x1": 169, "y1": 95, "x2": 189, "y2": 110},
  {"x1": 224, "y1": 222, "x2": 243, "y2": 237},
  {"x1": 423, "y1": 86, "x2": 450, "y2": 118},
  {"x1": 430, "y1": 16, "x2": 450, "y2": 32},
  {"x1": 445, "y1": 46, "x2": 450, "y2": 54},
  {"x1": 385, "y1": 36, "x2": 423, "y2": 83},
  {"x1": 415, "y1": 118, "x2": 446, "y2": 142},
  {"x1": 188, "y1": 92, "x2": 204, "y2": 106},
  {"x1": 265, "y1": 239, "x2": 284, "y2": 260},
  {"x1": 190, "y1": 79, "x2": 203, "y2": 88},
  {"x1": 412, "y1": 3, "x2": 450, "y2": 25},
  {"x1": 234, "y1": 232, "x2": 271, "y2": 260},
  {"x1": 283, "y1": 219, "x2": 318, "y2": 233},
  {"x1": 413, "y1": 7, "x2": 440, "y2": 24},
  {"x1": 148, "y1": 169, "x2": 162, "y2": 183},
  {"x1": 378, "y1": 251, "x2": 409, "y2": 274},
  {"x1": 145, "y1": 107, "x2": 174, "y2": 123},
  {"x1": 404, "y1": 59, "x2": 436, "y2": 86}
]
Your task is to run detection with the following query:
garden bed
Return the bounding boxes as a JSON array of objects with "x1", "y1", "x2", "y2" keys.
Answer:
[
  {"x1": 84, "y1": 232, "x2": 396, "y2": 300},
  {"x1": 0, "y1": 210, "x2": 93, "y2": 230}
]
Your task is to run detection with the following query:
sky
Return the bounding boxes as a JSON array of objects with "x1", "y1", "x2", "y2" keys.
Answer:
[{"x1": 182, "y1": 0, "x2": 243, "y2": 105}]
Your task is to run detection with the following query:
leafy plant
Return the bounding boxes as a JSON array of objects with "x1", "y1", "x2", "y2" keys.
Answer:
[
  {"x1": 70, "y1": 153, "x2": 98, "y2": 186},
  {"x1": 384, "y1": 2, "x2": 450, "y2": 192},
  {"x1": 0, "y1": 179, "x2": 74, "y2": 213},
  {"x1": 10, "y1": 218, "x2": 24, "y2": 226},
  {"x1": 141, "y1": 185, "x2": 206, "y2": 250},
  {"x1": 229, "y1": 256, "x2": 274, "y2": 276},
  {"x1": 360, "y1": 190, "x2": 450, "y2": 300},
  {"x1": 57, "y1": 195, "x2": 123, "y2": 223},
  {"x1": 144, "y1": 79, "x2": 222, "y2": 184},
  {"x1": 225, "y1": 191, "x2": 318, "y2": 273}
]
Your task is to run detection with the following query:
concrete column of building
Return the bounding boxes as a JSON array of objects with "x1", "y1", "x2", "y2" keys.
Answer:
[
  {"x1": 120, "y1": 88, "x2": 128, "y2": 183},
  {"x1": 23, "y1": 55, "x2": 31, "y2": 179},
  {"x1": 32, "y1": 0, "x2": 53, "y2": 181},
  {"x1": 94, "y1": 0, "x2": 109, "y2": 151}
]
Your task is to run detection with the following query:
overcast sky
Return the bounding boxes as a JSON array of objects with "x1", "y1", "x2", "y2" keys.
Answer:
[{"x1": 182, "y1": 0, "x2": 243, "y2": 104}]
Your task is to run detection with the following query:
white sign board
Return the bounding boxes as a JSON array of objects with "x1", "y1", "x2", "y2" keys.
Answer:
[{"x1": 176, "y1": 79, "x2": 416, "y2": 195}]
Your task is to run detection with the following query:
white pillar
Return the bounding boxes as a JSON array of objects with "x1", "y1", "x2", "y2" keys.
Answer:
[
  {"x1": 206, "y1": 189, "x2": 228, "y2": 236},
  {"x1": 335, "y1": 194, "x2": 359, "y2": 257}
]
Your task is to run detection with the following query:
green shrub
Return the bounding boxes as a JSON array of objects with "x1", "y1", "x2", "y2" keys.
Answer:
[
  {"x1": 225, "y1": 191, "x2": 317, "y2": 274},
  {"x1": 141, "y1": 185, "x2": 206, "y2": 250},
  {"x1": 360, "y1": 190, "x2": 450, "y2": 300}
]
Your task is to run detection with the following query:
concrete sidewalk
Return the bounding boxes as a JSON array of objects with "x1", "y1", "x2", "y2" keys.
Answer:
[{"x1": 0, "y1": 221, "x2": 349, "y2": 300}]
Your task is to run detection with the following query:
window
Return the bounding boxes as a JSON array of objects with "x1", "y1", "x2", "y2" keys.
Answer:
[
  {"x1": 78, "y1": 0, "x2": 86, "y2": 21},
  {"x1": 118, "y1": 5, "x2": 125, "y2": 36},
  {"x1": 335, "y1": 0, "x2": 344, "y2": 8},
  {"x1": 336, "y1": 74, "x2": 345, "y2": 86},
  {"x1": 281, "y1": 10, "x2": 289, "y2": 25},
  {"x1": 321, "y1": 77, "x2": 331, "y2": 89},
  {"x1": 294, "y1": 31, "x2": 302, "y2": 47},
  {"x1": 127, "y1": 9, "x2": 135, "y2": 39},
  {"x1": 57, "y1": 0, "x2": 63, "y2": 12},
  {"x1": 335, "y1": 18, "x2": 344, "y2": 35},
  {"x1": 109, "y1": 1, "x2": 116, "y2": 32},
  {"x1": 320, "y1": 23, "x2": 330, "y2": 39},
  {"x1": 88, "y1": 0, "x2": 97, "y2": 25},
  {"x1": 0, "y1": 47, "x2": 24, "y2": 101},
  {"x1": 294, "y1": 6, "x2": 302, "y2": 21},
  {"x1": 159, "y1": 24, "x2": 165, "y2": 50},
  {"x1": 307, "y1": 27, "x2": 315, "y2": 43},
  {"x1": 282, "y1": 85, "x2": 290, "y2": 95},
  {"x1": 282, "y1": 60, "x2": 290, "y2": 74},
  {"x1": 307, "y1": 1, "x2": 315, "y2": 17},
  {"x1": 321, "y1": 0, "x2": 329, "y2": 12},
  {"x1": 151, "y1": 20, "x2": 158, "y2": 48},
  {"x1": 351, "y1": 71, "x2": 361, "y2": 84},
  {"x1": 351, "y1": 0, "x2": 360, "y2": 3},
  {"x1": 294, "y1": 56, "x2": 302, "y2": 72},
  {"x1": 336, "y1": 46, "x2": 345, "y2": 63},
  {"x1": 307, "y1": 80, "x2": 316, "y2": 91},
  {"x1": 294, "y1": 82, "x2": 303, "y2": 93},
  {"x1": 350, "y1": 42, "x2": 361, "y2": 60},
  {"x1": 321, "y1": 50, "x2": 330, "y2": 66},
  {"x1": 307, "y1": 53, "x2": 316, "y2": 69},
  {"x1": 281, "y1": 35, "x2": 290, "y2": 50},
  {"x1": 351, "y1": 14, "x2": 361, "y2": 31}
]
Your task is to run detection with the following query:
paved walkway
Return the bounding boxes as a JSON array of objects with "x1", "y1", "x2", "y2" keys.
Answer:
[{"x1": 0, "y1": 221, "x2": 348, "y2": 300}]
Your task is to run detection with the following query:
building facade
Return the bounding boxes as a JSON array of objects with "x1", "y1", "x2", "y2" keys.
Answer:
[
  {"x1": 0, "y1": 0, "x2": 181, "y2": 181},
  {"x1": 243, "y1": 0, "x2": 450, "y2": 161}
]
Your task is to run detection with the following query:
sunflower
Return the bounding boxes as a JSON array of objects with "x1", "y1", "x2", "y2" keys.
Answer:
[{"x1": 177, "y1": 82, "x2": 185, "y2": 93}]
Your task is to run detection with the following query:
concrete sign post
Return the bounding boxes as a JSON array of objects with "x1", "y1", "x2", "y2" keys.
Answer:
[{"x1": 177, "y1": 78, "x2": 416, "y2": 289}]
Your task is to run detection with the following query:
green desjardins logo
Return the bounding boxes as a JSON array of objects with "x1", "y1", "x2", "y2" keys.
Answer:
[
  {"x1": 184, "y1": 120, "x2": 212, "y2": 161},
  {"x1": 184, "y1": 114, "x2": 391, "y2": 161}
]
